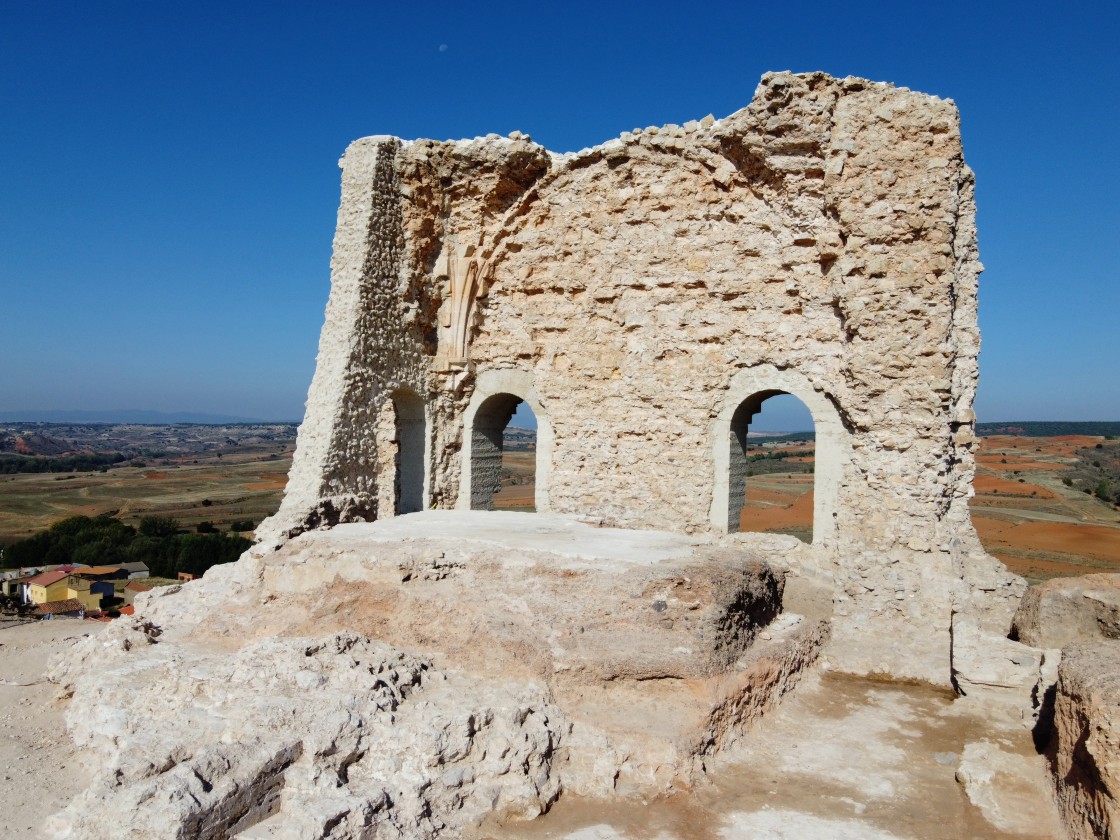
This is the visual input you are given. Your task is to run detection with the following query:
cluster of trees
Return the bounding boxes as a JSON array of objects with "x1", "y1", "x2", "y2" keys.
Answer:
[
  {"x1": 1095, "y1": 480, "x2": 1120, "y2": 505},
  {"x1": 746, "y1": 449, "x2": 798, "y2": 461},
  {"x1": 1062, "y1": 476, "x2": 1120, "y2": 505},
  {"x1": 0, "y1": 452, "x2": 126, "y2": 474},
  {"x1": 2, "y1": 515, "x2": 251, "y2": 578}
]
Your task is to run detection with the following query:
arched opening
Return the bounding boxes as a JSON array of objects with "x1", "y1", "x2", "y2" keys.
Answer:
[
  {"x1": 469, "y1": 393, "x2": 533, "y2": 511},
  {"x1": 727, "y1": 392, "x2": 816, "y2": 542},
  {"x1": 459, "y1": 368, "x2": 552, "y2": 513},
  {"x1": 389, "y1": 388, "x2": 426, "y2": 515},
  {"x1": 713, "y1": 367, "x2": 843, "y2": 547}
]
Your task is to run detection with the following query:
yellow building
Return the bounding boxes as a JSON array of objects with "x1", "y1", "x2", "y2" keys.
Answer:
[
  {"x1": 27, "y1": 570, "x2": 102, "y2": 611},
  {"x1": 64, "y1": 576, "x2": 102, "y2": 611},
  {"x1": 27, "y1": 570, "x2": 70, "y2": 604}
]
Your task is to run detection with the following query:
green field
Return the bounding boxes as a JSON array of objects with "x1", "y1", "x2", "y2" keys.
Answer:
[{"x1": 0, "y1": 450, "x2": 291, "y2": 545}]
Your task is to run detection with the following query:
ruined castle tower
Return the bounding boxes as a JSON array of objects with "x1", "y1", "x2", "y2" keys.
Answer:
[{"x1": 259, "y1": 72, "x2": 1020, "y2": 683}]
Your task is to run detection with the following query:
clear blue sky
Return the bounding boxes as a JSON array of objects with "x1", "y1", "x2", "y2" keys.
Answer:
[{"x1": 2, "y1": 0, "x2": 1116, "y2": 426}]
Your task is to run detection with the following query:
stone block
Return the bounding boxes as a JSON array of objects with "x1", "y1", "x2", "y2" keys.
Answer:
[
  {"x1": 1013, "y1": 573, "x2": 1120, "y2": 649},
  {"x1": 1048, "y1": 641, "x2": 1120, "y2": 840}
]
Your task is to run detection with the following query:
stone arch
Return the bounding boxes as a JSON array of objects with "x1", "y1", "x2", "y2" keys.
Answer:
[
  {"x1": 710, "y1": 365, "x2": 846, "y2": 548},
  {"x1": 387, "y1": 387, "x2": 427, "y2": 515},
  {"x1": 458, "y1": 368, "x2": 552, "y2": 512}
]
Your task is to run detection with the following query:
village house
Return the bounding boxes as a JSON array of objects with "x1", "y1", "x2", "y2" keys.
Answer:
[
  {"x1": 27, "y1": 570, "x2": 102, "y2": 612},
  {"x1": 3, "y1": 570, "x2": 42, "y2": 603},
  {"x1": 119, "y1": 562, "x2": 150, "y2": 580},
  {"x1": 122, "y1": 580, "x2": 151, "y2": 607},
  {"x1": 27, "y1": 570, "x2": 71, "y2": 605},
  {"x1": 73, "y1": 565, "x2": 131, "y2": 606},
  {"x1": 0, "y1": 569, "x2": 21, "y2": 590}
]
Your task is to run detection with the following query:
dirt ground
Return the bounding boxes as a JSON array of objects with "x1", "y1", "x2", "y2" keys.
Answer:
[
  {"x1": 0, "y1": 618, "x2": 105, "y2": 838},
  {"x1": 482, "y1": 672, "x2": 1063, "y2": 840},
  {"x1": 0, "y1": 619, "x2": 1065, "y2": 840}
]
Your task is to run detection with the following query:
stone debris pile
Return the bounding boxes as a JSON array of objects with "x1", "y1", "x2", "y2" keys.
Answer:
[{"x1": 44, "y1": 513, "x2": 827, "y2": 839}]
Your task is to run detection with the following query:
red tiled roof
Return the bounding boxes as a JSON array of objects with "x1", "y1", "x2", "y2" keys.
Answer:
[
  {"x1": 27, "y1": 570, "x2": 68, "y2": 587},
  {"x1": 118, "y1": 605, "x2": 135, "y2": 616},
  {"x1": 34, "y1": 598, "x2": 84, "y2": 615},
  {"x1": 124, "y1": 581, "x2": 152, "y2": 592}
]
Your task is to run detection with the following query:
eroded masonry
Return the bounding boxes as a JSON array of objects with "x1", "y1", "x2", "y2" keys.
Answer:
[{"x1": 259, "y1": 71, "x2": 1021, "y2": 683}]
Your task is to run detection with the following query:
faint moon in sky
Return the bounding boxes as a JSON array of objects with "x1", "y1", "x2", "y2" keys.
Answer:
[{"x1": 439, "y1": 44, "x2": 448, "y2": 52}]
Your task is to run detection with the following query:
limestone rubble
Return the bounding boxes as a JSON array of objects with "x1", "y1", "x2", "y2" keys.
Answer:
[
  {"x1": 49, "y1": 628, "x2": 561, "y2": 840},
  {"x1": 45, "y1": 513, "x2": 827, "y2": 839}
]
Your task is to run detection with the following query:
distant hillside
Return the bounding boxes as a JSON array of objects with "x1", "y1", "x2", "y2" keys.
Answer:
[
  {"x1": 977, "y1": 421, "x2": 1120, "y2": 437},
  {"x1": 749, "y1": 431, "x2": 815, "y2": 443},
  {"x1": 0, "y1": 430, "x2": 74, "y2": 456},
  {"x1": 503, "y1": 426, "x2": 537, "y2": 452},
  {"x1": 0, "y1": 410, "x2": 289, "y2": 424}
]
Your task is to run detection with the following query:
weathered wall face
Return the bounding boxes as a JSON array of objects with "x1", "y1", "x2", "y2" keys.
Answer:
[{"x1": 259, "y1": 72, "x2": 1020, "y2": 683}]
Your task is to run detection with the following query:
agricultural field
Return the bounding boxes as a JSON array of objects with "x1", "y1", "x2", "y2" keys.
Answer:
[
  {"x1": 969, "y1": 434, "x2": 1120, "y2": 581},
  {"x1": 737, "y1": 438, "x2": 816, "y2": 544},
  {"x1": 728, "y1": 434, "x2": 1120, "y2": 582},
  {"x1": 493, "y1": 450, "x2": 537, "y2": 511},
  {"x1": 0, "y1": 424, "x2": 295, "y2": 545}
]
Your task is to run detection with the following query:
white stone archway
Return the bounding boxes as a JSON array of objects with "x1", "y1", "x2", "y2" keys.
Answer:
[
  {"x1": 710, "y1": 365, "x2": 847, "y2": 550},
  {"x1": 458, "y1": 368, "x2": 553, "y2": 512}
]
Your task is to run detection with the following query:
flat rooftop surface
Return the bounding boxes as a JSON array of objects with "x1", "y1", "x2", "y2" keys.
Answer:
[{"x1": 317, "y1": 511, "x2": 717, "y2": 568}]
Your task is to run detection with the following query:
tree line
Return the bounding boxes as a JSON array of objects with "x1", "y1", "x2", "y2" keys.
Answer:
[
  {"x1": 0, "y1": 452, "x2": 127, "y2": 474},
  {"x1": 2, "y1": 515, "x2": 251, "y2": 579}
]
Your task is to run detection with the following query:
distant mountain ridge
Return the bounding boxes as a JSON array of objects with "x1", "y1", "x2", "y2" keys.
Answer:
[{"x1": 0, "y1": 409, "x2": 298, "y2": 425}]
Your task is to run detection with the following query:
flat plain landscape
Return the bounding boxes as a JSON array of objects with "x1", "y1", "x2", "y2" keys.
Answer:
[
  {"x1": 3, "y1": 423, "x2": 1118, "y2": 584},
  {"x1": 0, "y1": 424, "x2": 295, "y2": 545}
]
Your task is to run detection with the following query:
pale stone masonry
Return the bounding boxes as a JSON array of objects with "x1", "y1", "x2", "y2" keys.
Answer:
[{"x1": 259, "y1": 71, "x2": 1022, "y2": 683}]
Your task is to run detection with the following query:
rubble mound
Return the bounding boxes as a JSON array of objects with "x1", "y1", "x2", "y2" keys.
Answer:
[{"x1": 46, "y1": 512, "x2": 827, "y2": 839}]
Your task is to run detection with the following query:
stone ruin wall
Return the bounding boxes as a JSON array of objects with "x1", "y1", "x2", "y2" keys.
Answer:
[{"x1": 260, "y1": 72, "x2": 1022, "y2": 683}]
